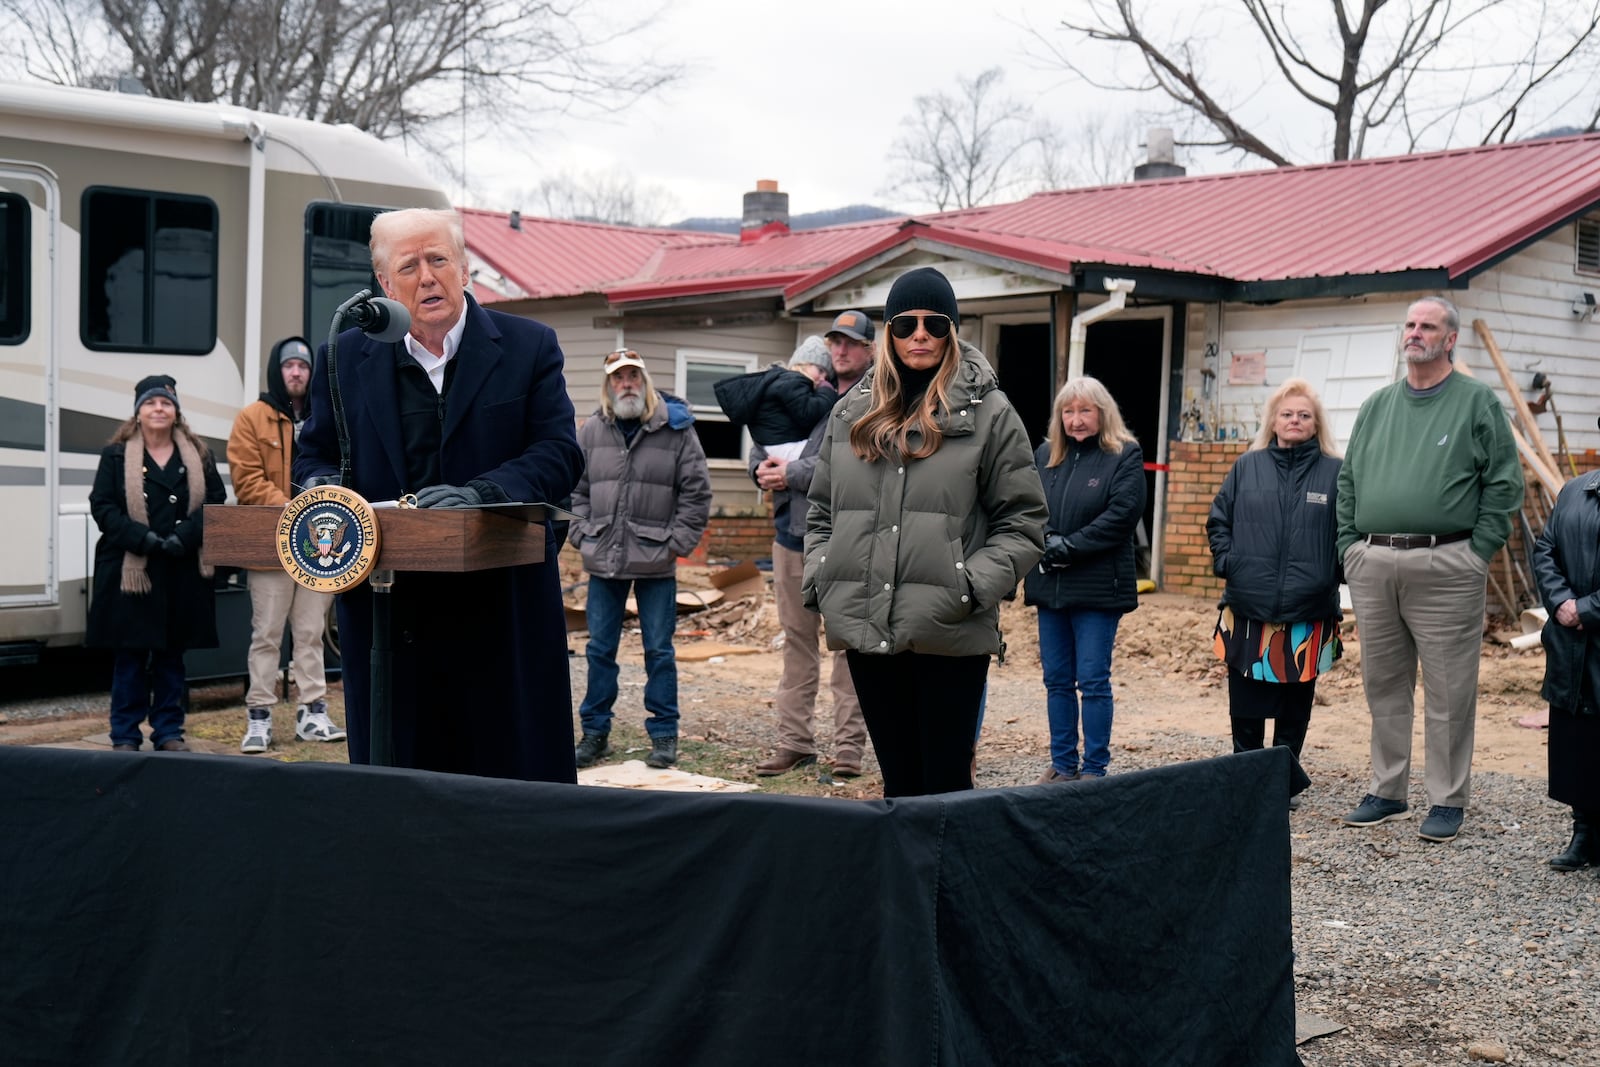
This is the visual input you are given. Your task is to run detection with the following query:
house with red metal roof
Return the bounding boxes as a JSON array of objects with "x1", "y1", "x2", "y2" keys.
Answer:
[{"x1": 463, "y1": 140, "x2": 1600, "y2": 582}]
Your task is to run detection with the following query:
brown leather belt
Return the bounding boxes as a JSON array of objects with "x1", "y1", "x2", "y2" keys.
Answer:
[{"x1": 1365, "y1": 531, "x2": 1472, "y2": 550}]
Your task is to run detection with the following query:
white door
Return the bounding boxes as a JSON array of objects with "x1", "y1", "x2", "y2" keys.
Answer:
[
  {"x1": 0, "y1": 166, "x2": 58, "y2": 614},
  {"x1": 1294, "y1": 326, "x2": 1399, "y2": 448}
]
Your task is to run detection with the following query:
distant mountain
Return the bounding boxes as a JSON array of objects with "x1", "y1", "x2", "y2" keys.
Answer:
[{"x1": 668, "y1": 203, "x2": 899, "y2": 234}]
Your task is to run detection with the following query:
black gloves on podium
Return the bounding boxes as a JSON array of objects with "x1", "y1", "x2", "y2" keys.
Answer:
[{"x1": 415, "y1": 484, "x2": 483, "y2": 509}]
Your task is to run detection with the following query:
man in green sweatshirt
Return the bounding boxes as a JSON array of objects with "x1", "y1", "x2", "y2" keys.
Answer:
[{"x1": 1336, "y1": 296, "x2": 1523, "y2": 843}]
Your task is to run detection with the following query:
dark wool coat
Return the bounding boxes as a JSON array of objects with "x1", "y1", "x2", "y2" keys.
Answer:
[
  {"x1": 295, "y1": 294, "x2": 584, "y2": 782},
  {"x1": 572, "y1": 395, "x2": 712, "y2": 580},
  {"x1": 1022, "y1": 436, "x2": 1146, "y2": 615},
  {"x1": 1533, "y1": 470, "x2": 1600, "y2": 716},
  {"x1": 87, "y1": 442, "x2": 226, "y2": 651},
  {"x1": 1206, "y1": 440, "x2": 1343, "y2": 623},
  {"x1": 714, "y1": 363, "x2": 838, "y2": 447},
  {"x1": 804, "y1": 344, "x2": 1046, "y2": 656}
]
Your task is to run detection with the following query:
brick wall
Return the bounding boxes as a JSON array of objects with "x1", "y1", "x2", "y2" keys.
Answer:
[
  {"x1": 1161, "y1": 440, "x2": 1248, "y2": 598},
  {"x1": 703, "y1": 507, "x2": 773, "y2": 563},
  {"x1": 1159, "y1": 443, "x2": 1600, "y2": 600}
]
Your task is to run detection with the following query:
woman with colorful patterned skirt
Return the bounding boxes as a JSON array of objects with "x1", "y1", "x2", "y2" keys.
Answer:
[{"x1": 1207, "y1": 378, "x2": 1343, "y2": 805}]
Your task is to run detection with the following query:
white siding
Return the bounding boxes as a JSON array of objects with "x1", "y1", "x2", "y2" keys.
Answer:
[{"x1": 1182, "y1": 222, "x2": 1600, "y2": 455}]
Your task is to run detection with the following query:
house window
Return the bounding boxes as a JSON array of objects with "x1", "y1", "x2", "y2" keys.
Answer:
[
  {"x1": 81, "y1": 187, "x2": 217, "y2": 353},
  {"x1": 1578, "y1": 217, "x2": 1600, "y2": 276},
  {"x1": 676, "y1": 349, "x2": 755, "y2": 461},
  {"x1": 305, "y1": 202, "x2": 384, "y2": 342},
  {"x1": 0, "y1": 192, "x2": 26, "y2": 345}
]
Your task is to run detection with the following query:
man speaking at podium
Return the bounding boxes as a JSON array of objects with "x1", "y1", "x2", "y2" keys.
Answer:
[{"x1": 295, "y1": 208, "x2": 583, "y2": 782}]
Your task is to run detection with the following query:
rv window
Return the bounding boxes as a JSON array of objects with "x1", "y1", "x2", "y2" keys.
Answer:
[
  {"x1": 305, "y1": 202, "x2": 382, "y2": 342},
  {"x1": 81, "y1": 187, "x2": 217, "y2": 354},
  {"x1": 0, "y1": 192, "x2": 26, "y2": 345}
]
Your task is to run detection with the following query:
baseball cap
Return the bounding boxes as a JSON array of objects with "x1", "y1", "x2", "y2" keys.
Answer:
[
  {"x1": 604, "y1": 349, "x2": 648, "y2": 375},
  {"x1": 826, "y1": 310, "x2": 875, "y2": 344}
]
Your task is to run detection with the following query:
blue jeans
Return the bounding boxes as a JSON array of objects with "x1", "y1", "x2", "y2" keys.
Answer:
[
  {"x1": 578, "y1": 575, "x2": 679, "y2": 739},
  {"x1": 1037, "y1": 607, "x2": 1121, "y2": 776},
  {"x1": 110, "y1": 648, "x2": 188, "y2": 748}
]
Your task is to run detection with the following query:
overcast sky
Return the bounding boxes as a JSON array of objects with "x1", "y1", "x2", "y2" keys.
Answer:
[
  {"x1": 446, "y1": 0, "x2": 1599, "y2": 224},
  {"x1": 455, "y1": 0, "x2": 1099, "y2": 221}
]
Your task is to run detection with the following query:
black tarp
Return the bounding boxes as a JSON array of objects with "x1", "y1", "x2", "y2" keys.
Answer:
[{"x1": 0, "y1": 745, "x2": 1300, "y2": 1066}]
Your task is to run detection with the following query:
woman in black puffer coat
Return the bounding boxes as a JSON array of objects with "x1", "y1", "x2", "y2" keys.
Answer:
[
  {"x1": 1206, "y1": 378, "x2": 1342, "y2": 804},
  {"x1": 1531, "y1": 466, "x2": 1600, "y2": 872},
  {"x1": 1023, "y1": 376, "x2": 1146, "y2": 782}
]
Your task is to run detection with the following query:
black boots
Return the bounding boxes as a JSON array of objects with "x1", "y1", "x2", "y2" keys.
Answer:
[
  {"x1": 645, "y1": 736, "x2": 678, "y2": 769},
  {"x1": 575, "y1": 732, "x2": 611, "y2": 768},
  {"x1": 1549, "y1": 811, "x2": 1600, "y2": 872}
]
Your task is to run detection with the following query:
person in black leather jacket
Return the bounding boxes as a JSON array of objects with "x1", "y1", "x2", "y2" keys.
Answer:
[
  {"x1": 1531, "y1": 461, "x2": 1600, "y2": 872},
  {"x1": 1022, "y1": 376, "x2": 1145, "y2": 782},
  {"x1": 1206, "y1": 378, "x2": 1342, "y2": 805}
]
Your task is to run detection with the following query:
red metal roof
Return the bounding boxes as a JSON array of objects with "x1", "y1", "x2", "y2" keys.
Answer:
[
  {"x1": 462, "y1": 134, "x2": 1600, "y2": 307},
  {"x1": 600, "y1": 220, "x2": 903, "y2": 304},
  {"x1": 460, "y1": 208, "x2": 732, "y2": 301}
]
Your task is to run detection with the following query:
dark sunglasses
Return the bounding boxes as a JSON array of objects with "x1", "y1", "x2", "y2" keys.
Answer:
[
  {"x1": 604, "y1": 349, "x2": 641, "y2": 365},
  {"x1": 889, "y1": 314, "x2": 953, "y2": 340}
]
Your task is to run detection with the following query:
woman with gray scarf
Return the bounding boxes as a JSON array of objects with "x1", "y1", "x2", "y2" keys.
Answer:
[{"x1": 88, "y1": 375, "x2": 225, "y2": 751}]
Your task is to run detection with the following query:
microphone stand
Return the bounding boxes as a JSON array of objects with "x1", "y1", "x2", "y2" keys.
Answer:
[{"x1": 326, "y1": 288, "x2": 394, "y2": 766}]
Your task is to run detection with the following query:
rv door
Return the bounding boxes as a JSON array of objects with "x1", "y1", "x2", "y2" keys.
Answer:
[{"x1": 0, "y1": 165, "x2": 60, "y2": 644}]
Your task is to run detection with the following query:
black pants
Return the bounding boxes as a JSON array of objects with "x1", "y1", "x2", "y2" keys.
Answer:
[
  {"x1": 1227, "y1": 671, "x2": 1314, "y2": 757},
  {"x1": 846, "y1": 650, "x2": 988, "y2": 798}
]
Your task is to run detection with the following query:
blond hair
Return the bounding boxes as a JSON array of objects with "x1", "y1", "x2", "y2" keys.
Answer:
[
  {"x1": 848, "y1": 332, "x2": 961, "y2": 462},
  {"x1": 1250, "y1": 377, "x2": 1339, "y2": 456},
  {"x1": 1044, "y1": 376, "x2": 1137, "y2": 467},
  {"x1": 369, "y1": 208, "x2": 466, "y2": 273}
]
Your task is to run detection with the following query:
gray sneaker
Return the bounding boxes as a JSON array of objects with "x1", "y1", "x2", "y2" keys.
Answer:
[
  {"x1": 1419, "y1": 805, "x2": 1465, "y2": 842},
  {"x1": 241, "y1": 708, "x2": 273, "y2": 753},
  {"x1": 1341, "y1": 793, "x2": 1410, "y2": 826},
  {"x1": 295, "y1": 700, "x2": 347, "y2": 742}
]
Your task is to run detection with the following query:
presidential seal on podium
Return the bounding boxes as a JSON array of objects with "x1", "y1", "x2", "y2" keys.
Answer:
[{"x1": 276, "y1": 484, "x2": 381, "y2": 592}]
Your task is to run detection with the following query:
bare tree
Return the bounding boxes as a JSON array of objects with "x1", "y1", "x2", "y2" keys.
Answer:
[
  {"x1": 886, "y1": 68, "x2": 1053, "y2": 211},
  {"x1": 0, "y1": 0, "x2": 680, "y2": 145},
  {"x1": 524, "y1": 169, "x2": 678, "y2": 227},
  {"x1": 1044, "y1": 0, "x2": 1600, "y2": 166}
]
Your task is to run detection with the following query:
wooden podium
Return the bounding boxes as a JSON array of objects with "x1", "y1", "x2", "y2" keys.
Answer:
[{"x1": 202, "y1": 503, "x2": 556, "y2": 765}]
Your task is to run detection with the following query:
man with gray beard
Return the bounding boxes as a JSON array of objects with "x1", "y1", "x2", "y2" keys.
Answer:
[
  {"x1": 570, "y1": 349, "x2": 711, "y2": 769},
  {"x1": 1337, "y1": 296, "x2": 1522, "y2": 843}
]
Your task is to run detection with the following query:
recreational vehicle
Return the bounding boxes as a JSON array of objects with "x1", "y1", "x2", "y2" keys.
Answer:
[{"x1": 0, "y1": 81, "x2": 451, "y2": 664}]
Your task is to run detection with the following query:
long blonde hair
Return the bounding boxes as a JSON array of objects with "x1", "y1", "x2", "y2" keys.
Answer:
[
  {"x1": 597, "y1": 361, "x2": 660, "y2": 423},
  {"x1": 848, "y1": 332, "x2": 962, "y2": 462},
  {"x1": 1044, "y1": 376, "x2": 1137, "y2": 467},
  {"x1": 1250, "y1": 377, "x2": 1339, "y2": 456}
]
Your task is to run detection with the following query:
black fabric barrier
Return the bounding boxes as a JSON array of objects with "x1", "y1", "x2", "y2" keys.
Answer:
[{"x1": 0, "y1": 745, "x2": 1300, "y2": 1066}]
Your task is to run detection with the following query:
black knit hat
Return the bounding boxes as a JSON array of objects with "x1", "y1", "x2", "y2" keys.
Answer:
[
  {"x1": 133, "y1": 374, "x2": 179, "y2": 414},
  {"x1": 883, "y1": 267, "x2": 959, "y2": 327}
]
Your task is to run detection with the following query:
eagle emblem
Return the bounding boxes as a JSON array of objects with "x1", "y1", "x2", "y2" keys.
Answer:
[{"x1": 303, "y1": 512, "x2": 352, "y2": 568}]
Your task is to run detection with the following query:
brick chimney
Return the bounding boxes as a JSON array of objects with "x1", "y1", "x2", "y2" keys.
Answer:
[
  {"x1": 740, "y1": 179, "x2": 790, "y2": 242},
  {"x1": 1134, "y1": 128, "x2": 1186, "y2": 181}
]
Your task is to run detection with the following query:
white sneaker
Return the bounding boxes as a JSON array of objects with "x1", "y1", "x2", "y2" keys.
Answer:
[
  {"x1": 296, "y1": 700, "x2": 347, "y2": 742},
  {"x1": 241, "y1": 710, "x2": 273, "y2": 753}
]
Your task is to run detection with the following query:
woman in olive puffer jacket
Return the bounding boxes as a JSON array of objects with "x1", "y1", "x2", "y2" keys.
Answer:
[{"x1": 803, "y1": 267, "x2": 1046, "y2": 797}]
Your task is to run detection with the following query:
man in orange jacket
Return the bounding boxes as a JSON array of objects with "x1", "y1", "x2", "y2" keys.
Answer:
[{"x1": 226, "y1": 337, "x2": 346, "y2": 753}]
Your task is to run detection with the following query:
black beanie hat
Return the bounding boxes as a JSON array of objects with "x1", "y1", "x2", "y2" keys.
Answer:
[
  {"x1": 883, "y1": 267, "x2": 960, "y2": 327},
  {"x1": 133, "y1": 374, "x2": 179, "y2": 414}
]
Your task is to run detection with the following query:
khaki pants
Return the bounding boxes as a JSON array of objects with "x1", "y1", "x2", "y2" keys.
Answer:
[
  {"x1": 771, "y1": 542, "x2": 865, "y2": 759},
  {"x1": 246, "y1": 568, "x2": 332, "y2": 709},
  {"x1": 1344, "y1": 538, "x2": 1488, "y2": 808}
]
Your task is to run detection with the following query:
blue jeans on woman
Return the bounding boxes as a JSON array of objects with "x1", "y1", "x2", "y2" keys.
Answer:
[
  {"x1": 1037, "y1": 607, "x2": 1122, "y2": 777},
  {"x1": 578, "y1": 575, "x2": 680, "y2": 740},
  {"x1": 109, "y1": 648, "x2": 188, "y2": 749}
]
